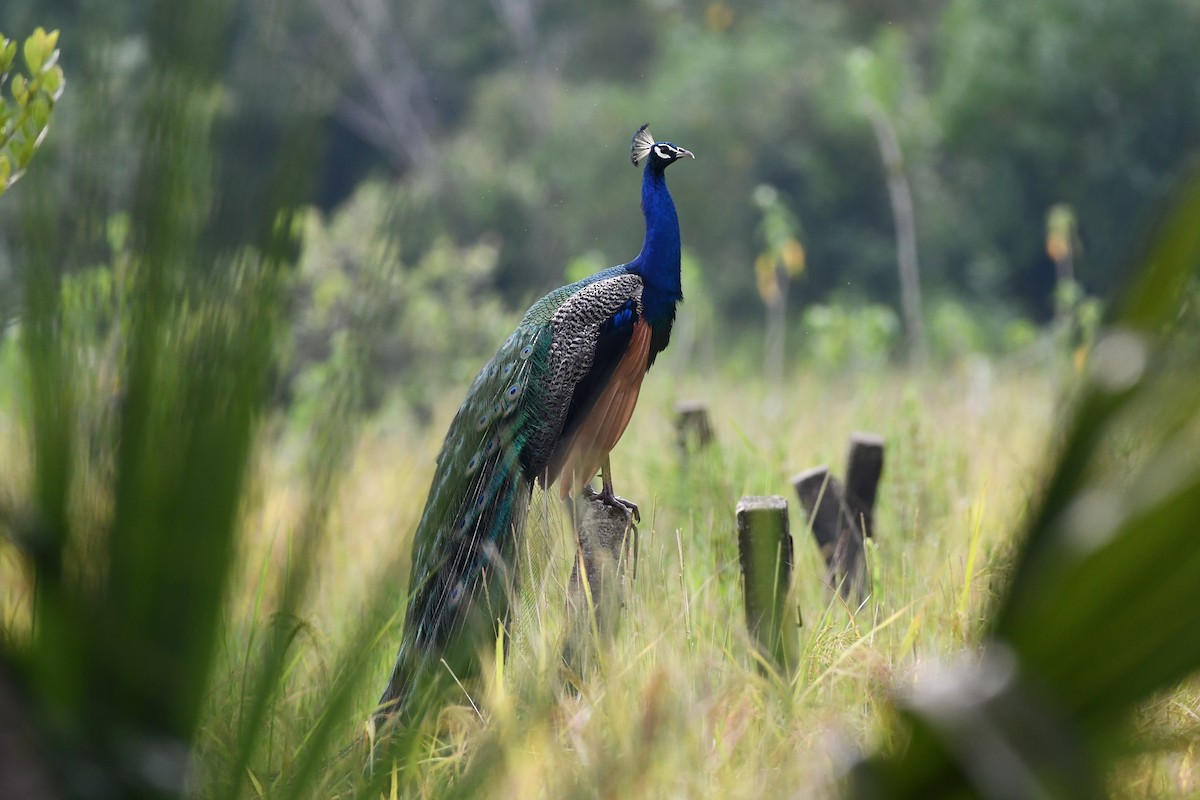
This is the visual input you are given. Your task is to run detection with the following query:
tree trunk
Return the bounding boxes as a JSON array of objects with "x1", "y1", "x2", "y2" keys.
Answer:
[{"x1": 865, "y1": 100, "x2": 926, "y2": 364}]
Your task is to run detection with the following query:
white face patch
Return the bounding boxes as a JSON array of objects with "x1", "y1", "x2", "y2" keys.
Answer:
[{"x1": 653, "y1": 144, "x2": 673, "y2": 161}]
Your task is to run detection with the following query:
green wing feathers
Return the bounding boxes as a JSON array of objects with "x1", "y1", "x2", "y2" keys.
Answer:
[
  {"x1": 376, "y1": 275, "x2": 642, "y2": 719},
  {"x1": 377, "y1": 318, "x2": 554, "y2": 715}
]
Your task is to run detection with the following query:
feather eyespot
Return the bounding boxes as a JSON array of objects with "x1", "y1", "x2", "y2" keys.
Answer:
[
  {"x1": 453, "y1": 516, "x2": 469, "y2": 534},
  {"x1": 506, "y1": 384, "x2": 522, "y2": 400},
  {"x1": 476, "y1": 410, "x2": 490, "y2": 430},
  {"x1": 519, "y1": 344, "x2": 534, "y2": 360},
  {"x1": 465, "y1": 455, "x2": 480, "y2": 475},
  {"x1": 448, "y1": 582, "x2": 464, "y2": 604},
  {"x1": 484, "y1": 436, "x2": 499, "y2": 456},
  {"x1": 502, "y1": 363, "x2": 515, "y2": 377}
]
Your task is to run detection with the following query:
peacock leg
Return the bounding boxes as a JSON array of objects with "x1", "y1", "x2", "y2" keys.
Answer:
[
  {"x1": 585, "y1": 455, "x2": 641, "y2": 523},
  {"x1": 598, "y1": 456, "x2": 640, "y2": 576}
]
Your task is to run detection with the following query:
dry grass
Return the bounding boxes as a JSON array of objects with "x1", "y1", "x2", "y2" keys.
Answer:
[
  {"x1": 6, "y1": 357, "x2": 1198, "y2": 797},
  {"x1": 204, "y1": 361, "x2": 1061, "y2": 796}
]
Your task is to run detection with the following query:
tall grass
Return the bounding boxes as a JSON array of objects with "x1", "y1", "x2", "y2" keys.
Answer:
[{"x1": 4, "y1": 344, "x2": 1061, "y2": 798}]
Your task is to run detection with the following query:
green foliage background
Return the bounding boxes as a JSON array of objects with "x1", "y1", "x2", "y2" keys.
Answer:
[{"x1": 3, "y1": 0, "x2": 1199, "y2": 344}]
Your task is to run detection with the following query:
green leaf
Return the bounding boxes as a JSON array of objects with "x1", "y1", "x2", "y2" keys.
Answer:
[
  {"x1": 39, "y1": 46, "x2": 59, "y2": 75},
  {"x1": 41, "y1": 65, "x2": 64, "y2": 101},
  {"x1": 11, "y1": 73, "x2": 27, "y2": 105},
  {"x1": 40, "y1": 28, "x2": 59, "y2": 55},
  {"x1": 0, "y1": 37, "x2": 15, "y2": 73},
  {"x1": 29, "y1": 95, "x2": 49, "y2": 131},
  {"x1": 22, "y1": 28, "x2": 56, "y2": 76},
  {"x1": 22, "y1": 30, "x2": 44, "y2": 75},
  {"x1": 13, "y1": 127, "x2": 34, "y2": 167},
  {"x1": 0, "y1": 153, "x2": 10, "y2": 188}
]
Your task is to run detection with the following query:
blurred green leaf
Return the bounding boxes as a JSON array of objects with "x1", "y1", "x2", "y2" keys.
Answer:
[
  {"x1": 22, "y1": 27, "x2": 57, "y2": 76},
  {"x1": 0, "y1": 37, "x2": 15, "y2": 74},
  {"x1": 21, "y1": 32, "x2": 43, "y2": 75},
  {"x1": 28, "y1": 95, "x2": 49, "y2": 130},
  {"x1": 10, "y1": 71, "x2": 26, "y2": 104},
  {"x1": 40, "y1": 64, "x2": 63, "y2": 100},
  {"x1": 0, "y1": 27, "x2": 63, "y2": 196}
]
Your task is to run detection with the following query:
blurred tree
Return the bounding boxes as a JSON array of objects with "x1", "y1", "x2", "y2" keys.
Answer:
[
  {"x1": 848, "y1": 33, "x2": 927, "y2": 363},
  {"x1": 931, "y1": 0, "x2": 1200, "y2": 314},
  {"x1": 1044, "y1": 203, "x2": 1077, "y2": 288},
  {"x1": 286, "y1": 180, "x2": 514, "y2": 421},
  {"x1": 1044, "y1": 202, "x2": 1100, "y2": 362},
  {"x1": 2, "y1": 0, "x2": 1199, "y2": 360},
  {"x1": 752, "y1": 183, "x2": 805, "y2": 385}
]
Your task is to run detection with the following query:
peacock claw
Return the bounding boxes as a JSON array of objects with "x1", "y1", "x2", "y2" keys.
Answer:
[{"x1": 584, "y1": 486, "x2": 641, "y2": 523}]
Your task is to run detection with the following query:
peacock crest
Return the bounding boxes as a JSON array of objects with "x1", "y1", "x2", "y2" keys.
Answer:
[{"x1": 630, "y1": 123, "x2": 654, "y2": 166}]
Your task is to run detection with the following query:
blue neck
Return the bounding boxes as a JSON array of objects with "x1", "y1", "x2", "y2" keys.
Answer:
[{"x1": 629, "y1": 165, "x2": 683, "y2": 322}]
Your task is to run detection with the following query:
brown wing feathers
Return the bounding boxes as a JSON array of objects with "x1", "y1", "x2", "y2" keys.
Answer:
[{"x1": 553, "y1": 317, "x2": 651, "y2": 497}]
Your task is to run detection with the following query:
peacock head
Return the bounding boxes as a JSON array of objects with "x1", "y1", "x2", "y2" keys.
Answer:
[{"x1": 630, "y1": 124, "x2": 694, "y2": 171}]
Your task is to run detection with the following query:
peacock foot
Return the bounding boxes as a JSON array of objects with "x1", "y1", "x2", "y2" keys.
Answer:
[{"x1": 584, "y1": 485, "x2": 641, "y2": 524}]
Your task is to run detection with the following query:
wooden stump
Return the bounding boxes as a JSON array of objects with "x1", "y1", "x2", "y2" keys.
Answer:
[
  {"x1": 792, "y1": 467, "x2": 848, "y2": 559},
  {"x1": 793, "y1": 433, "x2": 886, "y2": 603},
  {"x1": 736, "y1": 496, "x2": 797, "y2": 673},
  {"x1": 675, "y1": 401, "x2": 714, "y2": 455},
  {"x1": 845, "y1": 432, "x2": 885, "y2": 539},
  {"x1": 563, "y1": 497, "x2": 635, "y2": 674}
]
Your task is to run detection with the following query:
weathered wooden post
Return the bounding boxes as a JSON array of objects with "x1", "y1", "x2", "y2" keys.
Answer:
[
  {"x1": 792, "y1": 467, "x2": 846, "y2": 560},
  {"x1": 793, "y1": 467, "x2": 867, "y2": 601},
  {"x1": 793, "y1": 432, "x2": 885, "y2": 603},
  {"x1": 736, "y1": 496, "x2": 797, "y2": 673},
  {"x1": 845, "y1": 432, "x2": 885, "y2": 539},
  {"x1": 674, "y1": 401, "x2": 714, "y2": 455},
  {"x1": 563, "y1": 497, "x2": 636, "y2": 674}
]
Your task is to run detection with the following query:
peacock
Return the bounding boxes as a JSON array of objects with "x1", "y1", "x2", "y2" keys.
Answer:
[{"x1": 376, "y1": 124, "x2": 693, "y2": 725}]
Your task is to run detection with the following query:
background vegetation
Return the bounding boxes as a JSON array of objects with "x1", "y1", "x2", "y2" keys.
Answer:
[
  {"x1": 0, "y1": 0, "x2": 1198, "y2": 797},
  {"x1": 5, "y1": 0, "x2": 1200, "y2": 359}
]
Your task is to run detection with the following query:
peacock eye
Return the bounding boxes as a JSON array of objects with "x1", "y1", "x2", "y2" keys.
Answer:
[{"x1": 519, "y1": 344, "x2": 534, "y2": 359}]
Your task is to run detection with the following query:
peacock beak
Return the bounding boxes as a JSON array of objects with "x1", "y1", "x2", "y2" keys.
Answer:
[{"x1": 677, "y1": 148, "x2": 695, "y2": 160}]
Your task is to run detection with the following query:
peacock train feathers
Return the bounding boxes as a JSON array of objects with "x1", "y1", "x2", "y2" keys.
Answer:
[{"x1": 376, "y1": 124, "x2": 693, "y2": 725}]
